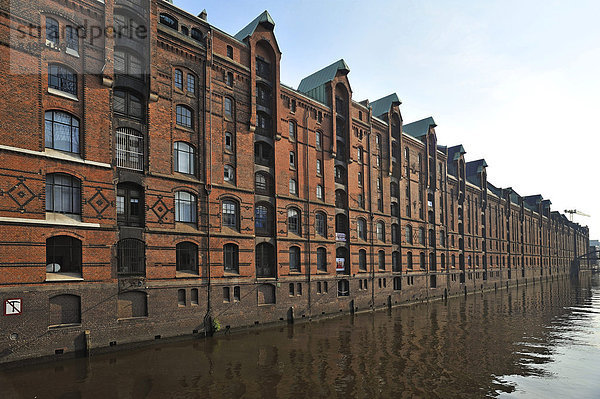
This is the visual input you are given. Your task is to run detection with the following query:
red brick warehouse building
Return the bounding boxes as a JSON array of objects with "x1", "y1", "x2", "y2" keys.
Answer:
[{"x1": 0, "y1": 0, "x2": 590, "y2": 364}]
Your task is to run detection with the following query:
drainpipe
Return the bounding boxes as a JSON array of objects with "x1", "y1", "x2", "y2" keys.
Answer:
[
  {"x1": 203, "y1": 31, "x2": 213, "y2": 333},
  {"x1": 367, "y1": 109, "x2": 375, "y2": 308},
  {"x1": 303, "y1": 108, "x2": 311, "y2": 316}
]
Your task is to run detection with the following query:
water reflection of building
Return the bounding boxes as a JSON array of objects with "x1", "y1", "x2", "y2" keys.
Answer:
[{"x1": 0, "y1": 0, "x2": 591, "y2": 364}]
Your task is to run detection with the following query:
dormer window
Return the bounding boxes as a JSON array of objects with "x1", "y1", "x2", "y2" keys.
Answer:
[{"x1": 159, "y1": 14, "x2": 178, "y2": 30}]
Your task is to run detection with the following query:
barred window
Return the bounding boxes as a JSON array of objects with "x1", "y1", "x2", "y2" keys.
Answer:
[
  {"x1": 175, "y1": 191, "x2": 196, "y2": 223},
  {"x1": 223, "y1": 243, "x2": 239, "y2": 273},
  {"x1": 45, "y1": 111, "x2": 79, "y2": 153},
  {"x1": 176, "y1": 105, "x2": 193, "y2": 128},
  {"x1": 222, "y1": 200, "x2": 238, "y2": 230},
  {"x1": 117, "y1": 238, "x2": 145, "y2": 275},
  {"x1": 45, "y1": 173, "x2": 81, "y2": 214},
  {"x1": 48, "y1": 64, "x2": 77, "y2": 95},
  {"x1": 174, "y1": 142, "x2": 195, "y2": 175},
  {"x1": 115, "y1": 127, "x2": 144, "y2": 171},
  {"x1": 174, "y1": 69, "x2": 183, "y2": 90},
  {"x1": 176, "y1": 242, "x2": 197, "y2": 273}
]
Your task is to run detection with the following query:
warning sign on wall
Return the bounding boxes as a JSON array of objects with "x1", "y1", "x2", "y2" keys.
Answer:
[{"x1": 4, "y1": 298, "x2": 22, "y2": 316}]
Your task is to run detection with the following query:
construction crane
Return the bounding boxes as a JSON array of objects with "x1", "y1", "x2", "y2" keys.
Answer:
[{"x1": 564, "y1": 209, "x2": 590, "y2": 222}]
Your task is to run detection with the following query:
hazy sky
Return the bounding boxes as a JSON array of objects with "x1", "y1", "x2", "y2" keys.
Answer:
[{"x1": 174, "y1": 0, "x2": 600, "y2": 239}]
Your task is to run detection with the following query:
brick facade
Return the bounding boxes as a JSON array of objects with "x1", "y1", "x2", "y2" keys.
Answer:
[{"x1": 0, "y1": 0, "x2": 590, "y2": 364}]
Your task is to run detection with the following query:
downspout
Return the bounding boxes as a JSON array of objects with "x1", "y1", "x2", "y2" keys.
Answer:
[
  {"x1": 367, "y1": 109, "x2": 375, "y2": 309},
  {"x1": 204, "y1": 31, "x2": 213, "y2": 333},
  {"x1": 303, "y1": 108, "x2": 311, "y2": 316}
]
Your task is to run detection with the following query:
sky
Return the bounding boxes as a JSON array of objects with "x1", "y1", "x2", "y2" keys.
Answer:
[{"x1": 174, "y1": 0, "x2": 600, "y2": 239}]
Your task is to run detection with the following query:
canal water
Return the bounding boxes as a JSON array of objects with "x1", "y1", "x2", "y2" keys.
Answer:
[{"x1": 2, "y1": 274, "x2": 600, "y2": 398}]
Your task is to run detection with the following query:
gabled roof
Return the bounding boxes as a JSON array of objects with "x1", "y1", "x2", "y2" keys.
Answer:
[
  {"x1": 403, "y1": 117, "x2": 436, "y2": 138},
  {"x1": 488, "y1": 182, "x2": 502, "y2": 197},
  {"x1": 234, "y1": 10, "x2": 275, "y2": 41},
  {"x1": 298, "y1": 59, "x2": 349, "y2": 93},
  {"x1": 447, "y1": 144, "x2": 466, "y2": 162},
  {"x1": 370, "y1": 93, "x2": 401, "y2": 118},
  {"x1": 508, "y1": 188, "x2": 521, "y2": 205},
  {"x1": 524, "y1": 195, "x2": 543, "y2": 207},
  {"x1": 466, "y1": 159, "x2": 488, "y2": 177}
]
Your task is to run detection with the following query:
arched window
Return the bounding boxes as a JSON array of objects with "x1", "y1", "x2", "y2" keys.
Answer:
[
  {"x1": 226, "y1": 72, "x2": 234, "y2": 87},
  {"x1": 289, "y1": 179, "x2": 297, "y2": 196},
  {"x1": 288, "y1": 208, "x2": 301, "y2": 235},
  {"x1": 255, "y1": 172, "x2": 272, "y2": 195},
  {"x1": 407, "y1": 252, "x2": 413, "y2": 269},
  {"x1": 174, "y1": 142, "x2": 195, "y2": 174},
  {"x1": 115, "y1": 127, "x2": 144, "y2": 171},
  {"x1": 315, "y1": 212, "x2": 327, "y2": 237},
  {"x1": 377, "y1": 221, "x2": 385, "y2": 242},
  {"x1": 45, "y1": 111, "x2": 80, "y2": 153},
  {"x1": 428, "y1": 229, "x2": 435, "y2": 246},
  {"x1": 357, "y1": 218, "x2": 367, "y2": 240},
  {"x1": 359, "y1": 249, "x2": 367, "y2": 271},
  {"x1": 114, "y1": 49, "x2": 143, "y2": 78},
  {"x1": 419, "y1": 227, "x2": 425, "y2": 245},
  {"x1": 174, "y1": 69, "x2": 183, "y2": 90},
  {"x1": 392, "y1": 223, "x2": 399, "y2": 244},
  {"x1": 405, "y1": 225, "x2": 413, "y2": 244},
  {"x1": 378, "y1": 250, "x2": 385, "y2": 270},
  {"x1": 175, "y1": 191, "x2": 196, "y2": 223},
  {"x1": 117, "y1": 183, "x2": 144, "y2": 226},
  {"x1": 191, "y1": 28, "x2": 203, "y2": 42},
  {"x1": 224, "y1": 131, "x2": 234, "y2": 152},
  {"x1": 114, "y1": 90, "x2": 143, "y2": 120},
  {"x1": 289, "y1": 246, "x2": 301, "y2": 272},
  {"x1": 45, "y1": 174, "x2": 81, "y2": 214},
  {"x1": 117, "y1": 291, "x2": 147, "y2": 318},
  {"x1": 159, "y1": 13, "x2": 178, "y2": 30},
  {"x1": 117, "y1": 238, "x2": 145, "y2": 275},
  {"x1": 223, "y1": 243, "x2": 239, "y2": 274},
  {"x1": 255, "y1": 243, "x2": 275, "y2": 278},
  {"x1": 48, "y1": 64, "x2": 77, "y2": 95},
  {"x1": 224, "y1": 164, "x2": 235, "y2": 183},
  {"x1": 420, "y1": 252, "x2": 426, "y2": 269},
  {"x1": 46, "y1": 17, "x2": 59, "y2": 45},
  {"x1": 392, "y1": 251, "x2": 401, "y2": 272},
  {"x1": 187, "y1": 73, "x2": 196, "y2": 95},
  {"x1": 224, "y1": 97, "x2": 233, "y2": 118},
  {"x1": 317, "y1": 247, "x2": 327, "y2": 271},
  {"x1": 288, "y1": 121, "x2": 296, "y2": 141},
  {"x1": 49, "y1": 294, "x2": 80, "y2": 325},
  {"x1": 176, "y1": 242, "x2": 197, "y2": 273},
  {"x1": 180, "y1": 25, "x2": 189, "y2": 36},
  {"x1": 222, "y1": 199, "x2": 238, "y2": 230},
  {"x1": 176, "y1": 105, "x2": 193, "y2": 128},
  {"x1": 255, "y1": 203, "x2": 273, "y2": 236},
  {"x1": 46, "y1": 236, "x2": 82, "y2": 276},
  {"x1": 440, "y1": 253, "x2": 446, "y2": 269},
  {"x1": 337, "y1": 279, "x2": 350, "y2": 297}
]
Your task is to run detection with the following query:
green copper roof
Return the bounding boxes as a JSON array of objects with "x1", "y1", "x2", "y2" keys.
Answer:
[
  {"x1": 370, "y1": 93, "x2": 401, "y2": 118},
  {"x1": 447, "y1": 144, "x2": 466, "y2": 161},
  {"x1": 297, "y1": 59, "x2": 350, "y2": 104},
  {"x1": 234, "y1": 10, "x2": 275, "y2": 41},
  {"x1": 403, "y1": 117, "x2": 436, "y2": 138}
]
